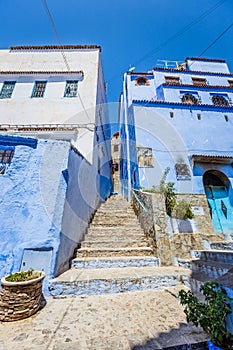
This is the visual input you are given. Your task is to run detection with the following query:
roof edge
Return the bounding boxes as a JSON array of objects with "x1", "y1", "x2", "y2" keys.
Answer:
[
  {"x1": 10, "y1": 45, "x2": 102, "y2": 52},
  {"x1": 186, "y1": 57, "x2": 226, "y2": 63}
]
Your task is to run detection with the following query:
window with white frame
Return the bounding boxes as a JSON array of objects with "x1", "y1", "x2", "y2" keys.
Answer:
[
  {"x1": 64, "y1": 81, "x2": 78, "y2": 97},
  {"x1": 31, "y1": 81, "x2": 47, "y2": 98},
  {"x1": 0, "y1": 81, "x2": 16, "y2": 99}
]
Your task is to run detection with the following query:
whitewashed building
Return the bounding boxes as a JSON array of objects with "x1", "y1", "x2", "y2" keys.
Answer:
[{"x1": 0, "y1": 46, "x2": 112, "y2": 282}]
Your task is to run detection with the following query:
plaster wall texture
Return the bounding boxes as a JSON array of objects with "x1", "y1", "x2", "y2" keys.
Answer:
[
  {"x1": 0, "y1": 48, "x2": 104, "y2": 163},
  {"x1": 0, "y1": 49, "x2": 99, "y2": 125},
  {"x1": 132, "y1": 104, "x2": 233, "y2": 193},
  {"x1": 186, "y1": 59, "x2": 230, "y2": 73},
  {"x1": 0, "y1": 138, "x2": 69, "y2": 280}
]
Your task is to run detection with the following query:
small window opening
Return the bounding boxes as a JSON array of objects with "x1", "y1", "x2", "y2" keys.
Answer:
[
  {"x1": 197, "y1": 114, "x2": 201, "y2": 120},
  {"x1": 0, "y1": 81, "x2": 16, "y2": 99},
  {"x1": 212, "y1": 95, "x2": 229, "y2": 107},
  {"x1": 135, "y1": 77, "x2": 149, "y2": 86},
  {"x1": 170, "y1": 111, "x2": 174, "y2": 118},
  {"x1": 31, "y1": 81, "x2": 47, "y2": 98},
  {"x1": 181, "y1": 93, "x2": 199, "y2": 105},
  {"x1": 228, "y1": 80, "x2": 233, "y2": 88},
  {"x1": 165, "y1": 76, "x2": 180, "y2": 85},
  {"x1": 64, "y1": 81, "x2": 78, "y2": 97},
  {"x1": 225, "y1": 115, "x2": 229, "y2": 122},
  {"x1": 192, "y1": 77, "x2": 207, "y2": 87}
]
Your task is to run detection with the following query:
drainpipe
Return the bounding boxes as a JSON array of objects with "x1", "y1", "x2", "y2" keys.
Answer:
[{"x1": 123, "y1": 72, "x2": 131, "y2": 201}]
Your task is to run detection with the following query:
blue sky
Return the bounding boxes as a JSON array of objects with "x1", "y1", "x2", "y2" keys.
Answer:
[{"x1": 1, "y1": 0, "x2": 233, "y2": 119}]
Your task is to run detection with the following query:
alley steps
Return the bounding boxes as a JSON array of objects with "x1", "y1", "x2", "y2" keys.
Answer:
[
  {"x1": 49, "y1": 195, "x2": 190, "y2": 297},
  {"x1": 71, "y1": 256, "x2": 160, "y2": 269},
  {"x1": 49, "y1": 266, "x2": 191, "y2": 298}
]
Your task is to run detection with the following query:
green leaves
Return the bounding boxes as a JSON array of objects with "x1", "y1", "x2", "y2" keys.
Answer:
[{"x1": 179, "y1": 282, "x2": 233, "y2": 349}]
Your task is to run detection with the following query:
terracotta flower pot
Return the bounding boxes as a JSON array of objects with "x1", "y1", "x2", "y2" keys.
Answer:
[{"x1": 0, "y1": 271, "x2": 45, "y2": 321}]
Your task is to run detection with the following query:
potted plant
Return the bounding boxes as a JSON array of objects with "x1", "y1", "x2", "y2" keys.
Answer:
[
  {"x1": 0, "y1": 269, "x2": 45, "y2": 322},
  {"x1": 179, "y1": 282, "x2": 233, "y2": 350}
]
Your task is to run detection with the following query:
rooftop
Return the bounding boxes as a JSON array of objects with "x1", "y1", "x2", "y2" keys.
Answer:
[{"x1": 10, "y1": 45, "x2": 102, "y2": 52}]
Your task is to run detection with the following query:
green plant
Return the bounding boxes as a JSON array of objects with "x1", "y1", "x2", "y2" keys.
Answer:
[
  {"x1": 172, "y1": 199, "x2": 195, "y2": 220},
  {"x1": 5, "y1": 269, "x2": 41, "y2": 282},
  {"x1": 144, "y1": 167, "x2": 194, "y2": 219},
  {"x1": 179, "y1": 282, "x2": 233, "y2": 349}
]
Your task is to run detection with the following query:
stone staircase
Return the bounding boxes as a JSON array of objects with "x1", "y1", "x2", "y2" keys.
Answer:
[
  {"x1": 190, "y1": 240, "x2": 233, "y2": 293},
  {"x1": 49, "y1": 195, "x2": 190, "y2": 297}
]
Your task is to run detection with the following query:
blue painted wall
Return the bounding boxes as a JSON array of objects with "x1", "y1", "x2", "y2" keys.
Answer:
[{"x1": 0, "y1": 136, "x2": 70, "y2": 280}]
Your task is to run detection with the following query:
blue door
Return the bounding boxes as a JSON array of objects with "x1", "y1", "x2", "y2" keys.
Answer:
[{"x1": 205, "y1": 185, "x2": 233, "y2": 234}]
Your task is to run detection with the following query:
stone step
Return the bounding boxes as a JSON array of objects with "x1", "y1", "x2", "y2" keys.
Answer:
[
  {"x1": 81, "y1": 240, "x2": 150, "y2": 249},
  {"x1": 191, "y1": 259, "x2": 232, "y2": 279},
  {"x1": 76, "y1": 247, "x2": 155, "y2": 258},
  {"x1": 193, "y1": 249, "x2": 233, "y2": 265},
  {"x1": 48, "y1": 266, "x2": 191, "y2": 298},
  {"x1": 190, "y1": 272, "x2": 215, "y2": 294},
  {"x1": 85, "y1": 232, "x2": 146, "y2": 241},
  {"x1": 210, "y1": 241, "x2": 233, "y2": 251},
  {"x1": 87, "y1": 227, "x2": 144, "y2": 235},
  {"x1": 90, "y1": 220, "x2": 140, "y2": 227},
  {"x1": 96, "y1": 208, "x2": 135, "y2": 214},
  {"x1": 71, "y1": 256, "x2": 160, "y2": 269}
]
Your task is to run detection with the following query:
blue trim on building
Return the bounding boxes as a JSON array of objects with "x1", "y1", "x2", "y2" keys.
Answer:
[{"x1": 0, "y1": 135, "x2": 38, "y2": 148}]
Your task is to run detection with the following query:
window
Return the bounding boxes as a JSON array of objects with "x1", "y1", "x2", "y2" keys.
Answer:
[
  {"x1": 225, "y1": 115, "x2": 229, "y2": 122},
  {"x1": 31, "y1": 81, "x2": 47, "y2": 98},
  {"x1": 165, "y1": 76, "x2": 180, "y2": 85},
  {"x1": 0, "y1": 81, "x2": 16, "y2": 99},
  {"x1": 170, "y1": 111, "x2": 174, "y2": 118},
  {"x1": 0, "y1": 147, "x2": 15, "y2": 174},
  {"x1": 135, "y1": 77, "x2": 149, "y2": 86},
  {"x1": 64, "y1": 81, "x2": 78, "y2": 97},
  {"x1": 137, "y1": 147, "x2": 154, "y2": 167},
  {"x1": 197, "y1": 114, "x2": 201, "y2": 120},
  {"x1": 192, "y1": 77, "x2": 207, "y2": 87},
  {"x1": 212, "y1": 95, "x2": 230, "y2": 107},
  {"x1": 228, "y1": 80, "x2": 233, "y2": 88},
  {"x1": 181, "y1": 93, "x2": 199, "y2": 105},
  {"x1": 113, "y1": 144, "x2": 119, "y2": 152},
  {"x1": 175, "y1": 163, "x2": 191, "y2": 180}
]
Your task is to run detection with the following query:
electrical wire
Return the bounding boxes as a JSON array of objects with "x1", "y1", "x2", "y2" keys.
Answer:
[
  {"x1": 41, "y1": 0, "x2": 92, "y2": 123},
  {"x1": 41, "y1": 0, "x2": 70, "y2": 72},
  {"x1": 108, "y1": 0, "x2": 228, "y2": 84},
  {"x1": 198, "y1": 22, "x2": 233, "y2": 59}
]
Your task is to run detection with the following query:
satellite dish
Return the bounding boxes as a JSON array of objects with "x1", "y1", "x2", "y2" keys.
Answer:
[{"x1": 129, "y1": 66, "x2": 135, "y2": 72}]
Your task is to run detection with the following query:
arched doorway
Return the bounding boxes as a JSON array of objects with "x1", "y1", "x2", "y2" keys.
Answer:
[{"x1": 203, "y1": 170, "x2": 233, "y2": 234}]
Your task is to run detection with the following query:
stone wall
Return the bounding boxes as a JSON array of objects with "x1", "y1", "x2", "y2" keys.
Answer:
[{"x1": 131, "y1": 190, "x2": 224, "y2": 266}]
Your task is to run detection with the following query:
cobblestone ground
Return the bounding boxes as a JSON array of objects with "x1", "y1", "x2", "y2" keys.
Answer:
[{"x1": 0, "y1": 286, "x2": 207, "y2": 350}]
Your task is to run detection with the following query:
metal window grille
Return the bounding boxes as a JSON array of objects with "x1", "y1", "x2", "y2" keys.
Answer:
[
  {"x1": 212, "y1": 95, "x2": 229, "y2": 107},
  {"x1": 64, "y1": 81, "x2": 78, "y2": 97},
  {"x1": 0, "y1": 149, "x2": 14, "y2": 164},
  {"x1": 32, "y1": 81, "x2": 47, "y2": 98},
  {"x1": 181, "y1": 93, "x2": 199, "y2": 105},
  {"x1": 0, "y1": 81, "x2": 16, "y2": 99},
  {"x1": 0, "y1": 148, "x2": 15, "y2": 175}
]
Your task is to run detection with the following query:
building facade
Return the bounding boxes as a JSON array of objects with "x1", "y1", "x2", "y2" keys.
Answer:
[
  {"x1": 0, "y1": 46, "x2": 112, "y2": 282},
  {"x1": 119, "y1": 57, "x2": 233, "y2": 236}
]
